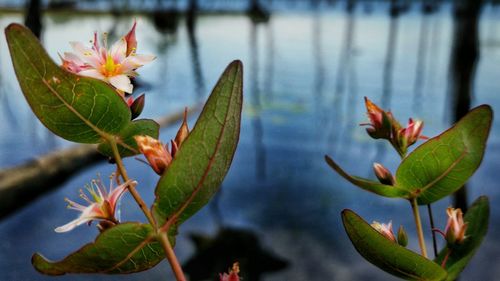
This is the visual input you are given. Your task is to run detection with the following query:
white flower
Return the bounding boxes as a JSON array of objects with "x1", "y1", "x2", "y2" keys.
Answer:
[
  {"x1": 60, "y1": 22, "x2": 155, "y2": 94},
  {"x1": 55, "y1": 178, "x2": 134, "y2": 233}
]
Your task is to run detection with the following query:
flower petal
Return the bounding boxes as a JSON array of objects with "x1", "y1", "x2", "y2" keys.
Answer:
[
  {"x1": 55, "y1": 216, "x2": 92, "y2": 233},
  {"x1": 131, "y1": 54, "x2": 156, "y2": 64},
  {"x1": 121, "y1": 54, "x2": 155, "y2": 72},
  {"x1": 60, "y1": 54, "x2": 85, "y2": 73},
  {"x1": 108, "y1": 74, "x2": 133, "y2": 93},
  {"x1": 63, "y1": 52, "x2": 85, "y2": 65},
  {"x1": 110, "y1": 38, "x2": 127, "y2": 63},
  {"x1": 79, "y1": 69, "x2": 106, "y2": 80},
  {"x1": 70, "y1": 41, "x2": 90, "y2": 55},
  {"x1": 55, "y1": 205, "x2": 98, "y2": 233},
  {"x1": 124, "y1": 21, "x2": 137, "y2": 56},
  {"x1": 107, "y1": 180, "x2": 134, "y2": 210},
  {"x1": 70, "y1": 41, "x2": 101, "y2": 68}
]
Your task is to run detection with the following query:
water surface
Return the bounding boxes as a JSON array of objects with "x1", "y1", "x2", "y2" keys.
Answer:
[{"x1": 1, "y1": 3, "x2": 500, "y2": 280}]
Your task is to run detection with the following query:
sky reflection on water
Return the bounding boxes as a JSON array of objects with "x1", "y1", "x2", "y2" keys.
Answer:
[{"x1": 0, "y1": 2, "x2": 500, "y2": 280}]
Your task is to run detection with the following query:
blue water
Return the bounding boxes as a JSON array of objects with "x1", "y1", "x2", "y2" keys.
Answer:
[{"x1": 1, "y1": 3, "x2": 500, "y2": 280}]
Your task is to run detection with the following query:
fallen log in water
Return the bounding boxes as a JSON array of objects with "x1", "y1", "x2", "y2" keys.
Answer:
[
  {"x1": 0, "y1": 145, "x2": 102, "y2": 219},
  {"x1": 0, "y1": 106, "x2": 199, "y2": 219}
]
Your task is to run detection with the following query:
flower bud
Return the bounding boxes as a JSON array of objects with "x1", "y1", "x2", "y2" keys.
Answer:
[
  {"x1": 175, "y1": 107, "x2": 189, "y2": 146},
  {"x1": 365, "y1": 97, "x2": 383, "y2": 128},
  {"x1": 398, "y1": 118, "x2": 426, "y2": 149},
  {"x1": 397, "y1": 225, "x2": 408, "y2": 247},
  {"x1": 134, "y1": 135, "x2": 172, "y2": 175},
  {"x1": 128, "y1": 94, "x2": 145, "y2": 120},
  {"x1": 373, "y1": 162, "x2": 395, "y2": 185},
  {"x1": 445, "y1": 228, "x2": 457, "y2": 245},
  {"x1": 445, "y1": 207, "x2": 467, "y2": 245},
  {"x1": 362, "y1": 97, "x2": 394, "y2": 140},
  {"x1": 171, "y1": 107, "x2": 190, "y2": 157}
]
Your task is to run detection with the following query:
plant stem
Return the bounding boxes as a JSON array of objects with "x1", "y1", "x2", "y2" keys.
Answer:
[
  {"x1": 159, "y1": 232, "x2": 186, "y2": 281},
  {"x1": 427, "y1": 204, "x2": 438, "y2": 257},
  {"x1": 410, "y1": 198, "x2": 428, "y2": 258},
  {"x1": 109, "y1": 139, "x2": 156, "y2": 227},
  {"x1": 109, "y1": 138, "x2": 186, "y2": 280},
  {"x1": 441, "y1": 247, "x2": 452, "y2": 268}
]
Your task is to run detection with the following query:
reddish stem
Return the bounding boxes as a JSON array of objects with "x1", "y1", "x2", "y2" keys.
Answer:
[{"x1": 441, "y1": 248, "x2": 453, "y2": 268}]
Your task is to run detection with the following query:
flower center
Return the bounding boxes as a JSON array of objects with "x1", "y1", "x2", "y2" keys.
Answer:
[{"x1": 101, "y1": 55, "x2": 122, "y2": 77}]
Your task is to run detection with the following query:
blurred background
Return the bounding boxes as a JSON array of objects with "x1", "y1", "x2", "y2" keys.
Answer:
[{"x1": 0, "y1": 0, "x2": 499, "y2": 280}]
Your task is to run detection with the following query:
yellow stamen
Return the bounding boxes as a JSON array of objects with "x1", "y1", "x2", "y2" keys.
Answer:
[{"x1": 101, "y1": 55, "x2": 122, "y2": 77}]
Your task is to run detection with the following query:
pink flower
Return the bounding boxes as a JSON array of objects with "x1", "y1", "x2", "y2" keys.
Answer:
[
  {"x1": 55, "y1": 178, "x2": 134, "y2": 233},
  {"x1": 445, "y1": 207, "x2": 468, "y2": 244},
  {"x1": 361, "y1": 97, "x2": 396, "y2": 140},
  {"x1": 371, "y1": 221, "x2": 396, "y2": 242},
  {"x1": 60, "y1": 21, "x2": 155, "y2": 94},
  {"x1": 398, "y1": 118, "x2": 427, "y2": 147},
  {"x1": 364, "y1": 97, "x2": 384, "y2": 132},
  {"x1": 134, "y1": 110, "x2": 190, "y2": 174},
  {"x1": 134, "y1": 135, "x2": 173, "y2": 175},
  {"x1": 361, "y1": 98, "x2": 428, "y2": 156},
  {"x1": 219, "y1": 262, "x2": 240, "y2": 281}
]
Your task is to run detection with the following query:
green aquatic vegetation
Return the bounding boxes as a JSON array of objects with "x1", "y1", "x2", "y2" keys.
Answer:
[
  {"x1": 5, "y1": 17, "x2": 493, "y2": 281},
  {"x1": 5, "y1": 23, "x2": 242, "y2": 281},
  {"x1": 327, "y1": 97, "x2": 492, "y2": 280}
]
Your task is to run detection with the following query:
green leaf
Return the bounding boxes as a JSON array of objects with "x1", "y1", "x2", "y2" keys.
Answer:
[
  {"x1": 97, "y1": 119, "x2": 159, "y2": 158},
  {"x1": 435, "y1": 196, "x2": 489, "y2": 281},
  {"x1": 325, "y1": 155, "x2": 409, "y2": 198},
  {"x1": 342, "y1": 209, "x2": 447, "y2": 281},
  {"x1": 32, "y1": 223, "x2": 164, "y2": 275},
  {"x1": 152, "y1": 60, "x2": 243, "y2": 227},
  {"x1": 395, "y1": 105, "x2": 492, "y2": 204},
  {"x1": 5, "y1": 23, "x2": 130, "y2": 143}
]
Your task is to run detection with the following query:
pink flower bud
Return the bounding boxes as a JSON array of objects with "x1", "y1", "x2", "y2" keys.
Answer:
[
  {"x1": 361, "y1": 97, "x2": 395, "y2": 140},
  {"x1": 171, "y1": 108, "x2": 190, "y2": 157},
  {"x1": 128, "y1": 94, "x2": 145, "y2": 120},
  {"x1": 445, "y1": 207, "x2": 468, "y2": 244},
  {"x1": 365, "y1": 97, "x2": 384, "y2": 130},
  {"x1": 373, "y1": 162, "x2": 395, "y2": 185},
  {"x1": 134, "y1": 135, "x2": 172, "y2": 175},
  {"x1": 399, "y1": 118, "x2": 426, "y2": 146}
]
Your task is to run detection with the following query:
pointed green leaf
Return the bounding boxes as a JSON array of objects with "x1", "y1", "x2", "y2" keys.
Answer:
[
  {"x1": 32, "y1": 223, "x2": 165, "y2": 275},
  {"x1": 435, "y1": 196, "x2": 489, "y2": 281},
  {"x1": 5, "y1": 23, "x2": 130, "y2": 143},
  {"x1": 325, "y1": 155, "x2": 409, "y2": 198},
  {"x1": 395, "y1": 105, "x2": 492, "y2": 204},
  {"x1": 152, "y1": 60, "x2": 243, "y2": 227},
  {"x1": 97, "y1": 119, "x2": 160, "y2": 158},
  {"x1": 342, "y1": 209, "x2": 447, "y2": 281}
]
